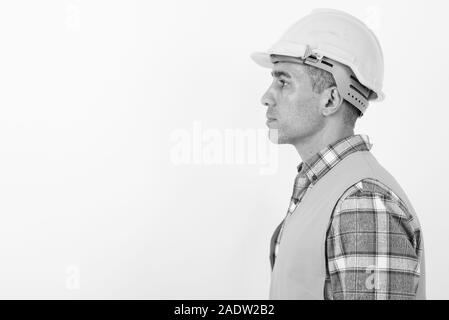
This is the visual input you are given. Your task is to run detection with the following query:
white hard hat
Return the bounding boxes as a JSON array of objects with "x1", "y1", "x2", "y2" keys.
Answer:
[{"x1": 251, "y1": 8, "x2": 385, "y2": 115}]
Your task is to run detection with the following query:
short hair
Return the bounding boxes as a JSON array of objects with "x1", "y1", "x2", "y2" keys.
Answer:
[{"x1": 303, "y1": 65, "x2": 361, "y2": 128}]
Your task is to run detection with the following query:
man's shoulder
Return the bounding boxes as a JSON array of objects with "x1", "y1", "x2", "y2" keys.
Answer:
[
  {"x1": 332, "y1": 178, "x2": 415, "y2": 222},
  {"x1": 328, "y1": 177, "x2": 422, "y2": 247}
]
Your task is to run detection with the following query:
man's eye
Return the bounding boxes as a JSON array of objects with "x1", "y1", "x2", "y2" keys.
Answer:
[{"x1": 278, "y1": 79, "x2": 287, "y2": 88}]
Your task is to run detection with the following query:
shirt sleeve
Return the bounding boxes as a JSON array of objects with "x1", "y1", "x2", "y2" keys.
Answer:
[{"x1": 324, "y1": 179, "x2": 422, "y2": 300}]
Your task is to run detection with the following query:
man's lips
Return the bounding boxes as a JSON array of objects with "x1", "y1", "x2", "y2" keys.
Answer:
[{"x1": 266, "y1": 117, "x2": 277, "y2": 127}]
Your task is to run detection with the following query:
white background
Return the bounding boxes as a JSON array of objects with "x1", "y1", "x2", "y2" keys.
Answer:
[{"x1": 0, "y1": 0, "x2": 448, "y2": 299}]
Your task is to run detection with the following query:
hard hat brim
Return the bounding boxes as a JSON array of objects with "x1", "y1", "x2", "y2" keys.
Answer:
[{"x1": 250, "y1": 52, "x2": 275, "y2": 69}]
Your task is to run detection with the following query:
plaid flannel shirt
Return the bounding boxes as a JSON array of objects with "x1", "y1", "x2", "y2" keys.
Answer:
[{"x1": 273, "y1": 134, "x2": 423, "y2": 300}]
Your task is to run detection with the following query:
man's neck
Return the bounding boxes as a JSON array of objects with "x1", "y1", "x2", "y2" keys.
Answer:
[{"x1": 293, "y1": 126, "x2": 354, "y2": 164}]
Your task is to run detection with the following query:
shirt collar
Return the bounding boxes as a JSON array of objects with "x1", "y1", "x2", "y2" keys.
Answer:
[{"x1": 296, "y1": 134, "x2": 373, "y2": 185}]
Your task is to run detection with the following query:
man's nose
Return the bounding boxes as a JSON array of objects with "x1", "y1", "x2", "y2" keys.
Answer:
[{"x1": 261, "y1": 89, "x2": 275, "y2": 108}]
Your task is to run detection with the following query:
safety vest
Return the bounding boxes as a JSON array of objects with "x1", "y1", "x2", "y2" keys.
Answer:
[{"x1": 269, "y1": 151, "x2": 426, "y2": 299}]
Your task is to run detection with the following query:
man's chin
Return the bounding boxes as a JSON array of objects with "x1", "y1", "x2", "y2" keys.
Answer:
[{"x1": 268, "y1": 129, "x2": 286, "y2": 144}]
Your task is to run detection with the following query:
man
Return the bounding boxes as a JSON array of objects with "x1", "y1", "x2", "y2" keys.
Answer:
[{"x1": 251, "y1": 9, "x2": 426, "y2": 300}]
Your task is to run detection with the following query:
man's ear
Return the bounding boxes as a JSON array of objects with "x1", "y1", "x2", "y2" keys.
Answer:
[{"x1": 319, "y1": 87, "x2": 343, "y2": 116}]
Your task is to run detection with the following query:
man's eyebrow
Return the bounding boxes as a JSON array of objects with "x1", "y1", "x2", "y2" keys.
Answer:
[{"x1": 271, "y1": 70, "x2": 292, "y2": 79}]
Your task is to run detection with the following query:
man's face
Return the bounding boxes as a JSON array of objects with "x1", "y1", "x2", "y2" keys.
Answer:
[{"x1": 261, "y1": 61, "x2": 325, "y2": 145}]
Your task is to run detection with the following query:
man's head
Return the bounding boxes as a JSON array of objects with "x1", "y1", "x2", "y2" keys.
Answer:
[
  {"x1": 252, "y1": 9, "x2": 385, "y2": 146},
  {"x1": 262, "y1": 57, "x2": 361, "y2": 145}
]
